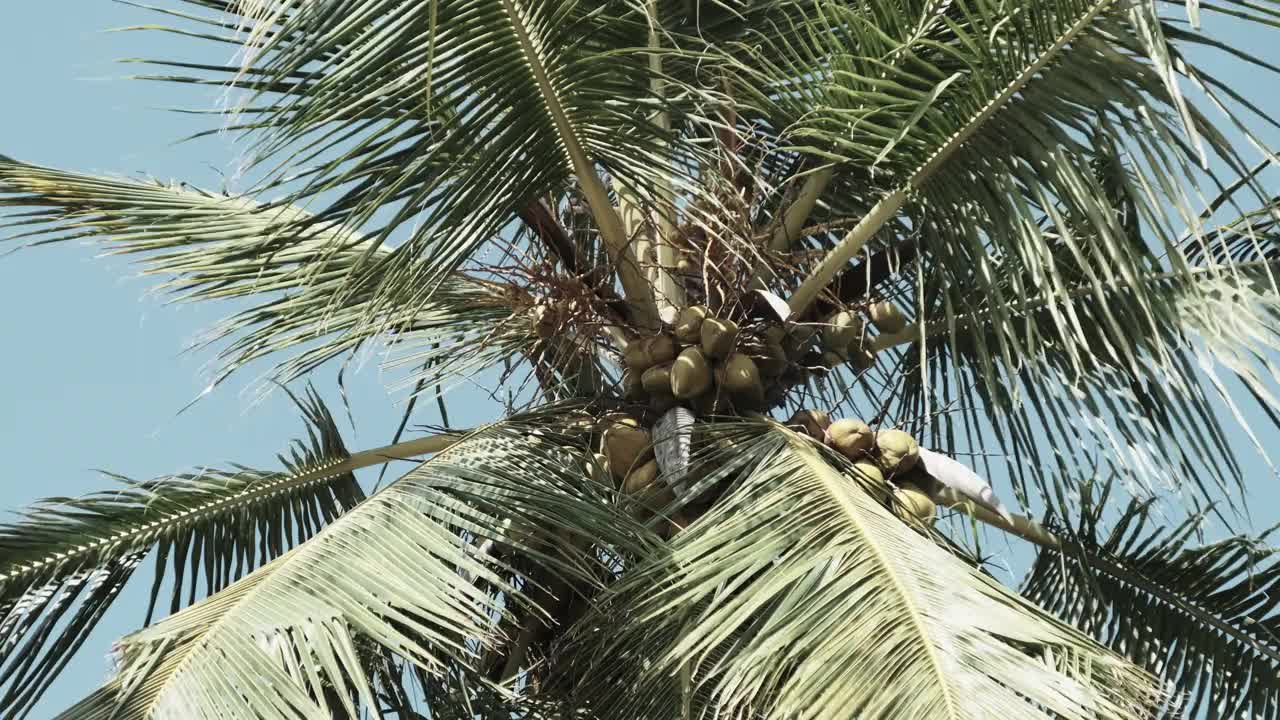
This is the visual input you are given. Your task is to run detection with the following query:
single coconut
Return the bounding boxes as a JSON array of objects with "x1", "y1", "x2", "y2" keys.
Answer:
[
  {"x1": 849, "y1": 347, "x2": 876, "y2": 371},
  {"x1": 693, "y1": 389, "x2": 730, "y2": 416},
  {"x1": 622, "y1": 370, "x2": 644, "y2": 400},
  {"x1": 826, "y1": 419, "x2": 875, "y2": 459},
  {"x1": 821, "y1": 311, "x2": 862, "y2": 358},
  {"x1": 757, "y1": 340, "x2": 789, "y2": 377},
  {"x1": 787, "y1": 409, "x2": 831, "y2": 440},
  {"x1": 701, "y1": 317, "x2": 740, "y2": 358},
  {"x1": 671, "y1": 347, "x2": 713, "y2": 399},
  {"x1": 649, "y1": 392, "x2": 678, "y2": 413},
  {"x1": 675, "y1": 305, "x2": 710, "y2": 344},
  {"x1": 721, "y1": 353, "x2": 764, "y2": 404},
  {"x1": 876, "y1": 428, "x2": 920, "y2": 475},
  {"x1": 603, "y1": 422, "x2": 653, "y2": 480},
  {"x1": 586, "y1": 452, "x2": 610, "y2": 484},
  {"x1": 642, "y1": 363, "x2": 674, "y2": 395},
  {"x1": 622, "y1": 458, "x2": 660, "y2": 495},
  {"x1": 868, "y1": 301, "x2": 907, "y2": 333},
  {"x1": 850, "y1": 461, "x2": 884, "y2": 485},
  {"x1": 764, "y1": 324, "x2": 787, "y2": 346},
  {"x1": 625, "y1": 334, "x2": 677, "y2": 372},
  {"x1": 894, "y1": 482, "x2": 936, "y2": 522}
]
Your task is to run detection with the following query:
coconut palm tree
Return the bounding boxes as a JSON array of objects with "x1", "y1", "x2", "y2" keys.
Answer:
[{"x1": 3, "y1": 0, "x2": 1280, "y2": 717}]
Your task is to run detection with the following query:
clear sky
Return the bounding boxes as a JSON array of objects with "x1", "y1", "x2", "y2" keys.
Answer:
[{"x1": 2, "y1": 4, "x2": 1279, "y2": 718}]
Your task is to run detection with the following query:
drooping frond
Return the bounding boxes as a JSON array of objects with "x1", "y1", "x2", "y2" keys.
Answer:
[
  {"x1": 563, "y1": 423, "x2": 1162, "y2": 720},
  {"x1": 56, "y1": 416, "x2": 653, "y2": 720},
  {"x1": 0, "y1": 387, "x2": 362, "y2": 718},
  {"x1": 1023, "y1": 484, "x2": 1280, "y2": 720}
]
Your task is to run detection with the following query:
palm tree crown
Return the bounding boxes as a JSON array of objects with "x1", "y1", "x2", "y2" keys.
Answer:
[{"x1": 2, "y1": 1, "x2": 1280, "y2": 718}]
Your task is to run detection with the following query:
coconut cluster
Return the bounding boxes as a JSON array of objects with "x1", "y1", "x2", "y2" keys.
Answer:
[
  {"x1": 786, "y1": 409, "x2": 935, "y2": 523},
  {"x1": 621, "y1": 300, "x2": 908, "y2": 416}
]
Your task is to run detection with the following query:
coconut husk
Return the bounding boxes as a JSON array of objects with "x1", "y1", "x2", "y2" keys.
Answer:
[
  {"x1": 876, "y1": 428, "x2": 920, "y2": 475},
  {"x1": 603, "y1": 423, "x2": 653, "y2": 480},
  {"x1": 671, "y1": 347, "x2": 713, "y2": 399},
  {"x1": 787, "y1": 409, "x2": 830, "y2": 440},
  {"x1": 641, "y1": 363, "x2": 673, "y2": 395},
  {"x1": 868, "y1": 301, "x2": 907, "y2": 333},
  {"x1": 674, "y1": 305, "x2": 710, "y2": 344},
  {"x1": 826, "y1": 419, "x2": 874, "y2": 459},
  {"x1": 700, "y1": 317, "x2": 740, "y2": 358}
]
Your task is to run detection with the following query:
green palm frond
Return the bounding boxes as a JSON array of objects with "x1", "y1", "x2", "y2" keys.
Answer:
[
  {"x1": 56, "y1": 417, "x2": 652, "y2": 720},
  {"x1": 1023, "y1": 484, "x2": 1280, "y2": 719},
  {"x1": 0, "y1": 157, "x2": 554, "y2": 394},
  {"x1": 0, "y1": 386, "x2": 362, "y2": 718},
  {"x1": 564, "y1": 424, "x2": 1161, "y2": 720}
]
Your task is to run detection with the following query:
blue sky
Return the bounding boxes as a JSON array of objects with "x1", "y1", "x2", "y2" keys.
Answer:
[{"x1": 2, "y1": 3, "x2": 1280, "y2": 717}]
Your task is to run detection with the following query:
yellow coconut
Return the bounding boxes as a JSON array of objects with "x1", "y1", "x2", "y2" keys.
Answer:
[
  {"x1": 787, "y1": 409, "x2": 831, "y2": 440},
  {"x1": 701, "y1": 317, "x2": 740, "y2": 358},
  {"x1": 722, "y1": 353, "x2": 764, "y2": 404},
  {"x1": 642, "y1": 363, "x2": 674, "y2": 395},
  {"x1": 850, "y1": 461, "x2": 884, "y2": 485},
  {"x1": 671, "y1": 347, "x2": 713, "y2": 399},
  {"x1": 603, "y1": 422, "x2": 653, "y2": 480},
  {"x1": 827, "y1": 419, "x2": 875, "y2": 459},
  {"x1": 876, "y1": 428, "x2": 920, "y2": 475},
  {"x1": 674, "y1": 305, "x2": 710, "y2": 344},
  {"x1": 868, "y1": 301, "x2": 907, "y2": 333},
  {"x1": 894, "y1": 482, "x2": 936, "y2": 522}
]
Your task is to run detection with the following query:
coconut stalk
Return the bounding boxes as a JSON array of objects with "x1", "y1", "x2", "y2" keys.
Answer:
[{"x1": 499, "y1": 0, "x2": 659, "y2": 331}]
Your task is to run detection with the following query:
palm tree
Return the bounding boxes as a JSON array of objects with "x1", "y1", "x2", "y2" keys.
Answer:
[{"x1": 3, "y1": 0, "x2": 1280, "y2": 717}]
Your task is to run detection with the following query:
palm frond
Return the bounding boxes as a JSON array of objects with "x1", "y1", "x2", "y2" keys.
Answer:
[
  {"x1": 0, "y1": 386, "x2": 362, "y2": 718},
  {"x1": 56, "y1": 416, "x2": 653, "y2": 720},
  {"x1": 564, "y1": 423, "x2": 1162, "y2": 720},
  {"x1": 0, "y1": 157, "x2": 549, "y2": 394},
  {"x1": 1023, "y1": 484, "x2": 1280, "y2": 719}
]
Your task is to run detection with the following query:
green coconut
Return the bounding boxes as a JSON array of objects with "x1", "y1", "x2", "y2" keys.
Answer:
[
  {"x1": 868, "y1": 301, "x2": 907, "y2": 334},
  {"x1": 671, "y1": 346, "x2": 713, "y2": 399},
  {"x1": 586, "y1": 452, "x2": 610, "y2": 484},
  {"x1": 821, "y1": 311, "x2": 862, "y2": 358},
  {"x1": 764, "y1": 324, "x2": 787, "y2": 346},
  {"x1": 849, "y1": 347, "x2": 876, "y2": 371},
  {"x1": 876, "y1": 428, "x2": 920, "y2": 475},
  {"x1": 701, "y1": 317, "x2": 740, "y2": 358},
  {"x1": 894, "y1": 482, "x2": 936, "y2": 522},
  {"x1": 621, "y1": 458, "x2": 660, "y2": 495},
  {"x1": 625, "y1": 334, "x2": 677, "y2": 372},
  {"x1": 756, "y1": 339, "x2": 789, "y2": 377},
  {"x1": 603, "y1": 421, "x2": 653, "y2": 480},
  {"x1": 674, "y1": 305, "x2": 710, "y2": 344},
  {"x1": 622, "y1": 369, "x2": 644, "y2": 400},
  {"x1": 721, "y1": 353, "x2": 764, "y2": 404},
  {"x1": 787, "y1": 409, "x2": 831, "y2": 440},
  {"x1": 826, "y1": 419, "x2": 875, "y2": 459},
  {"x1": 642, "y1": 363, "x2": 673, "y2": 395}
]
